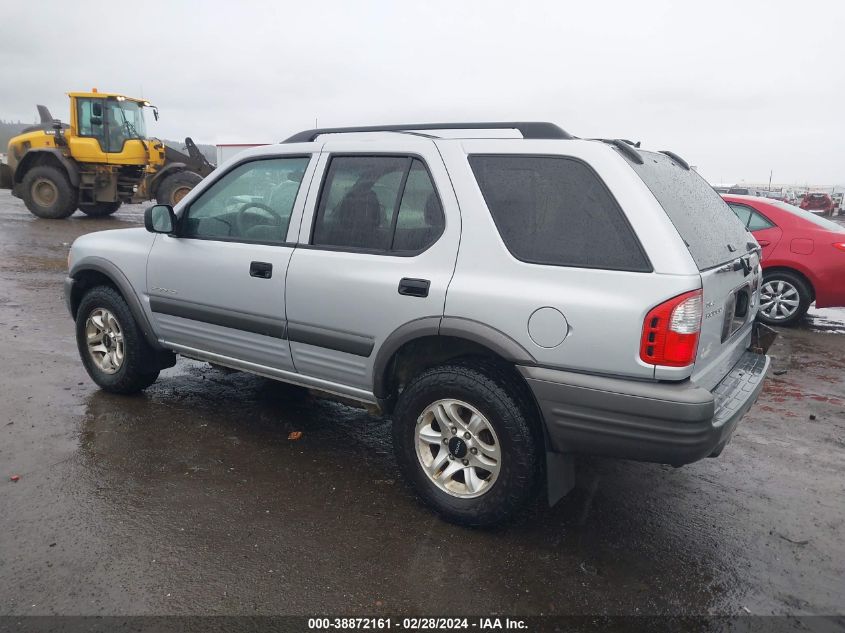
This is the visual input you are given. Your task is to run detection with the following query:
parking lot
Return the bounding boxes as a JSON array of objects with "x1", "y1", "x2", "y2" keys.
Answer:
[{"x1": 0, "y1": 189, "x2": 843, "y2": 617}]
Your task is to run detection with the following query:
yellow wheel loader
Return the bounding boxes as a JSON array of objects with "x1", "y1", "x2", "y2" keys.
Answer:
[{"x1": 0, "y1": 90, "x2": 214, "y2": 219}]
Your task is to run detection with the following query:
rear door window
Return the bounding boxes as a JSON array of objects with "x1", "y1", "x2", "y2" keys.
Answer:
[
  {"x1": 747, "y1": 210, "x2": 774, "y2": 231},
  {"x1": 729, "y1": 203, "x2": 752, "y2": 226},
  {"x1": 392, "y1": 160, "x2": 445, "y2": 252},
  {"x1": 313, "y1": 156, "x2": 408, "y2": 251},
  {"x1": 312, "y1": 156, "x2": 445, "y2": 253},
  {"x1": 727, "y1": 203, "x2": 775, "y2": 231},
  {"x1": 630, "y1": 152, "x2": 751, "y2": 270},
  {"x1": 468, "y1": 155, "x2": 651, "y2": 272}
]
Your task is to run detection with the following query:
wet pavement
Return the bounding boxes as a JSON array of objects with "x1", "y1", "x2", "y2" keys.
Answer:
[{"x1": 0, "y1": 190, "x2": 843, "y2": 617}]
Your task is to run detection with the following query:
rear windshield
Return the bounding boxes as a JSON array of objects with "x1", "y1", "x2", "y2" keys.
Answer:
[
  {"x1": 771, "y1": 201, "x2": 845, "y2": 232},
  {"x1": 630, "y1": 152, "x2": 751, "y2": 270}
]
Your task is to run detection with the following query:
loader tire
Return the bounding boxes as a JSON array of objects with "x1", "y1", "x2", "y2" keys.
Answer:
[
  {"x1": 21, "y1": 165, "x2": 78, "y2": 219},
  {"x1": 79, "y1": 201, "x2": 122, "y2": 217},
  {"x1": 156, "y1": 171, "x2": 202, "y2": 206}
]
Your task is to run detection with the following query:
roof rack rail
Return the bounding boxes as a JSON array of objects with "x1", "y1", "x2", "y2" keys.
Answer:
[
  {"x1": 659, "y1": 150, "x2": 690, "y2": 170},
  {"x1": 596, "y1": 138, "x2": 644, "y2": 165},
  {"x1": 283, "y1": 121, "x2": 573, "y2": 144}
]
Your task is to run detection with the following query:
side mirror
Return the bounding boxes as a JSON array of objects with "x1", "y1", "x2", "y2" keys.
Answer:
[{"x1": 145, "y1": 204, "x2": 176, "y2": 234}]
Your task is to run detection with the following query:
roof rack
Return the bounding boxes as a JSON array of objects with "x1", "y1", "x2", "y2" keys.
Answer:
[
  {"x1": 283, "y1": 121, "x2": 573, "y2": 144},
  {"x1": 595, "y1": 139, "x2": 644, "y2": 165}
]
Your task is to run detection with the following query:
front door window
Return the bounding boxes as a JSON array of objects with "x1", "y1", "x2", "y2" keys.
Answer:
[{"x1": 182, "y1": 157, "x2": 311, "y2": 243}]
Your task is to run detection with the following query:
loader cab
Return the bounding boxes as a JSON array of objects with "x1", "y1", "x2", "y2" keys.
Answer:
[{"x1": 69, "y1": 92, "x2": 151, "y2": 166}]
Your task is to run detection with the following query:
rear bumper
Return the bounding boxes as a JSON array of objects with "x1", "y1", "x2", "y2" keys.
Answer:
[{"x1": 520, "y1": 350, "x2": 770, "y2": 466}]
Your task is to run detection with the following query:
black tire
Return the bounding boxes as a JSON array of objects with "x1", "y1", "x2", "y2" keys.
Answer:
[
  {"x1": 757, "y1": 270, "x2": 812, "y2": 327},
  {"x1": 76, "y1": 286, "x2": 160, "y2": 394},
  {"x1": 21, "y1": 165, "x2": 78, "y2": 219},
  {"x1": 392, "y1": 361, "x2": 541, "y2": 527},
  {"x1": 78, "y1": 200, "x2": 122, "y2": 217},
  {"x1": 155, "y1": 171, "x2": 202, "y2": 206}
]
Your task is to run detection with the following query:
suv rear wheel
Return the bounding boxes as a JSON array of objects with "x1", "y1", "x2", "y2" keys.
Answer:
[
  {"x1": 758, "y1": 270, "x2": 812, "y2": 327},
  {"x1": 392, "y1": 362, "x2": 540, "y2": 527},
  {"x1": 76, "y1": 286, "x2": 160, "y2": 394}
]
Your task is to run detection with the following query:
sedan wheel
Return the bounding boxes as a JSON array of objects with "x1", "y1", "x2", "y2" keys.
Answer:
[
  {"x1": 757, "y1": 271, "x2": 811, "y2": 327},
  {"x1": 760, "y1": 280, "x2": 800, "y2": 322}
]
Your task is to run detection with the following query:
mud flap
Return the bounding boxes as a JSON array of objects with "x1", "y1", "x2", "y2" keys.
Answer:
[
  {"x1": 750, "y1": 321, "x2": 777, "y2": 355},
  {"x1": 546, "y1": 451, "x2": 575, "y2": 506}
]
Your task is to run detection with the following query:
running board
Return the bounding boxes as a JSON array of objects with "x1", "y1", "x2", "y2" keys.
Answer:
[{"x1": 165, "y1": 341, "x2": 379, "y2": 406}]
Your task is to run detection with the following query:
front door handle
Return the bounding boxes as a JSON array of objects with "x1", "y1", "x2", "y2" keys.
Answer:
[
  {"x1": 398, "y1": 278, "x2": 430, "y2": 297},
  {"x1": 250, "y1": 261, "x2": 273, "y2": 279}
]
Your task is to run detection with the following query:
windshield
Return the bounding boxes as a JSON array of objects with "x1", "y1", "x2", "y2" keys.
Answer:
[
  {"x1": 106, "y1": 99, "x2": 147, "y2": 143},
  {"x1": 771, "y1": 201, "x2": 845, "y2": 232}
]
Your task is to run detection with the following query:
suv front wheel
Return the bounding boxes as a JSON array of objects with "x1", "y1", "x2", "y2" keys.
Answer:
[
  {"x1": 76, "y1": 286, "x2": 160, "y2": 394},
  {"x1": 392, "y1": 362, "x2": 540, "y2": 527}
]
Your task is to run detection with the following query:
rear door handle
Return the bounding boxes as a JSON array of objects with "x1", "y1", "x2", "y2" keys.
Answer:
[
  {"x1": 249, "y1": 261, "x2": 273, "y2": 279},
  {"x1": 398, "y1": 278, "x2": 430, "y2": 297}
]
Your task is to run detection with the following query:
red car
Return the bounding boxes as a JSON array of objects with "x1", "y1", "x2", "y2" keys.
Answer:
[
  {"x1": 799, "y1": 192, "x2": 834, "y2": 216},
  {"x1": 722, "y1": 195, "x2": 845, "y2": 326}
]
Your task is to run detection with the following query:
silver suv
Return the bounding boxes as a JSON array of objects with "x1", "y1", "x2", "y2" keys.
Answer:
[{"x1": 65, "y1": 122, "x2": 772, "y2": 526}]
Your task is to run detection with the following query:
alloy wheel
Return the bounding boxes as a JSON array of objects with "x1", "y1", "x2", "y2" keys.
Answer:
[
  {"x1": 415, "y1": 399, "x2": 501, "y2": 498},
  {"x1": 760, "y1": 279, "x2": 800, "y2": 321},
  {"x1": 85, "y1": 308, "x2": 125, "y2": 374}
]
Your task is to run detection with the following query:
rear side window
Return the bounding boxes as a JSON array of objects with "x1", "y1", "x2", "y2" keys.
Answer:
[
  {"x1": 468, "y1": 155, "x2": 650, "y2": 272},
  {"x1": 630, "y1": 152, "x2": 751, "y2": 270}
]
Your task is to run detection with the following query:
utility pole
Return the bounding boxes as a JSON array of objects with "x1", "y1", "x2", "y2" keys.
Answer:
[{"x1": 768, "y1": 169, "x2": 773, "y2": 192}]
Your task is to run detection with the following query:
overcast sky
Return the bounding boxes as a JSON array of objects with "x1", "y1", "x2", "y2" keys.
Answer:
[{"x1": 2, "y1": 0, "x2": 843, "y2": 185}]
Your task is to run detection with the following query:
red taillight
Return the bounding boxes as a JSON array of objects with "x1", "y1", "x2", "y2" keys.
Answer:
[
  {"x1": 640, "y1": 290, "x2": 703, "y2": 367},
  {"x1": 833, "y1": 242, "x2": 845, "y2": 252}
]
